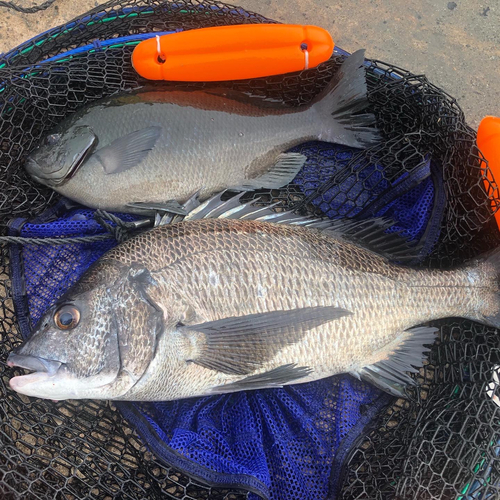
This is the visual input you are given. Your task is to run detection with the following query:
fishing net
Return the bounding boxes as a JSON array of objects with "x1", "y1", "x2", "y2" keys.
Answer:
[
  {"x1": 1, "y1": 1, "x2": 500, "y2": 499},
  {"x1": 340, "y1": 319, "x2": 500, "y2": 500}
]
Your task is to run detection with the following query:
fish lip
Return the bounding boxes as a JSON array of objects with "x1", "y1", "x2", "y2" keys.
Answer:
[
  {"x1": 25, "y1": 156, "x2": 83, "y2": 188},
  {"x1": 25, "y1": 158, "x2": 67, "y2": 188},
  {"x1": 7, "y1": 353, "x2": 63, "y2": 375},
  {"x1": 9, "y1": 371, "x2": 53, "y2": 391}
]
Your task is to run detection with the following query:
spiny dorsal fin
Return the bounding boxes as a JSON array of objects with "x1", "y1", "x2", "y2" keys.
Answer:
[{"x1": 182, "y1": 191, "x2": 421, "y2": 263}]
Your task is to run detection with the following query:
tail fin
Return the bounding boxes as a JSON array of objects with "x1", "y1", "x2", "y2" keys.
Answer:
[
  {"x1": 311, "y1": 49, "x2": 380, "y2": 148},
  {"x1": 478, "y1": 247, "x2": 500, "y2": 329}
]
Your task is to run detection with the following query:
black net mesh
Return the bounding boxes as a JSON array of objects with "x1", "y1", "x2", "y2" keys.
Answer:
[
  {"x1": 1, "y1": 1, "x2": 500, "y2": 499},
  {"x1": 339, "y1": 320, "x2": 500, "y2": 500}
]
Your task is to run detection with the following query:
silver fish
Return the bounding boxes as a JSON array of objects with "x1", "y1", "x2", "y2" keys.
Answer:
[
  {"x1": 25, "y1": 50, "x2": 379, "y2": 213},
  {"x1": 7, "y1": 197, "x2": 500, "y2": 401}
]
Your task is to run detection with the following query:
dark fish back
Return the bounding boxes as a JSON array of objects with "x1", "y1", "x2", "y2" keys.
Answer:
[{"x1": 100, "y1": 219, "x2": 401, "y2": 280}]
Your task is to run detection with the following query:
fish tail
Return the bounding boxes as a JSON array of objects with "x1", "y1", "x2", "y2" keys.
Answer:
[
  {"x1": 477, "y1": 247, "x2": 500, "y2": 328},
  {"x1": 311, "y1": 49, "x2": 381, "y2": 149}
]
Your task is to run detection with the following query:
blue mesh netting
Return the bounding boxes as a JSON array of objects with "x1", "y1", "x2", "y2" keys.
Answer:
[
  {"x1": 291, "y1": 143, "x2": 392, "y2": 219},
  {"x1": 290, "y1": 144, "x2": 441, "y2": 249},
  {"x1": 9, "y1": 142, "x2": 442, "y2": 499},
  {"x1": 120, "y1": 376, "x2": 389, "y2": 500},
  {"x1": 10, "y1": 207, "x2": 138, "y2": 328}
]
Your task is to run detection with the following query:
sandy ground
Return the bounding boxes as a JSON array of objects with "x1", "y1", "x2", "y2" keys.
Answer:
[{"x1": 0, "y1": 0, "x2": 498, "y2": 127}]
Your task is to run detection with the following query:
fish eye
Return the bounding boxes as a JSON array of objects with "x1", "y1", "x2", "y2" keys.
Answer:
[
  {"x1": 46, "y1": 133, "x2": 61, "y2": 146},
  {"x1": 54, "y1": 305, "x2": 80, "y2": 330}
]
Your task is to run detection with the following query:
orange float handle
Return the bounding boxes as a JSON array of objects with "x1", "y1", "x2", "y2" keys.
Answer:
[
  {"x1": 131, "y1": 24, "x2": 334, "y2": 82},
  {"x1": 478, "y1": 116, "x2": 500, "y2": 228}
]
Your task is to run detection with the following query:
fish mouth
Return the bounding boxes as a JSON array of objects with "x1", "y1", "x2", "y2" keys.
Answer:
[
  {"x1": 7, "y1": 353, "x2": 65, "y2": 392},
  {"x1": 7, "y1": 353, "x2": 62, "y2": 375},
  {"x1": 25, "y1": 147, "x2": 91, "y2": 187},
  {"x1": 24, "y1": 164, "x2": 62, "y2": 187},
  {"x1": 25, "y1": 126, "x2": 98, "y2": 187}
]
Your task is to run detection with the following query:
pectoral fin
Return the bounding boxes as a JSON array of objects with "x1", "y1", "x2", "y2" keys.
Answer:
[
  {"x1": 231, "y1": 152, "x2": 307, "y2": 191},
  {"x1": 97, "y1": 126, "x2": 162, "y2": 174},
  {"x1": 182, "y1": 306, "x2": 351, "y2": 375}
]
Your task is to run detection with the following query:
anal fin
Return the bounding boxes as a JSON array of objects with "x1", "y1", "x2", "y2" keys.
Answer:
[
  {"x1": 232, "y1": 152, "x2": 307, "y2": 191},
  {"x1": 210, "y1": 364, "x2": 312, "y2": 394},
  {"x1": 352, "y1": 326, "x2": 438, "y2": 398}
]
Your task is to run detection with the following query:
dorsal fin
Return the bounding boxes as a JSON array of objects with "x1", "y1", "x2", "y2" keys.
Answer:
[
  {"x1": 131, "y1": 191, "x2": 421, "y2": 263},
  {"x1": 180, "y1": 191, "x2": 421, "y2": 263}
]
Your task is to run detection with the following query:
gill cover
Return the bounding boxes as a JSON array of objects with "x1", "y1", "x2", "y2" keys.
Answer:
[{"x1": 109, "y1": 265, "x2": 165, "y2": 389}]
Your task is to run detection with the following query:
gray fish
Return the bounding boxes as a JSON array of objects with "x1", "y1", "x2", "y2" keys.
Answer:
[
  {"x1": 25, "y1": 50, "x2": 379, "y2": 213},
  {"x1": 7, "y1": 196, "x2": 500, "y2": 401}
]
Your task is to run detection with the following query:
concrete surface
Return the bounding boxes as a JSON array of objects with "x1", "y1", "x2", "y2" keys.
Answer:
[{"x1": 0, "y1": 0, "x2": 498, "y2": 128}]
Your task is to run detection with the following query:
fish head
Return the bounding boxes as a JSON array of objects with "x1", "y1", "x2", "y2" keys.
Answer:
[
  {"x1": 25, "y1": 125, "x2": 98, "y2": 187},
  {"x1": 8, "y1": 261, "x2": 163, "y2": 400}
]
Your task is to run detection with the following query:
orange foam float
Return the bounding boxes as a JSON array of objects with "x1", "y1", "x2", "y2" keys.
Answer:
[
  {"x1": 478, "y1": 116, "x2": 500, "y2": 228},
  {"x1": 131, "y1": 24, "x2": 334, "y2": 82}
]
